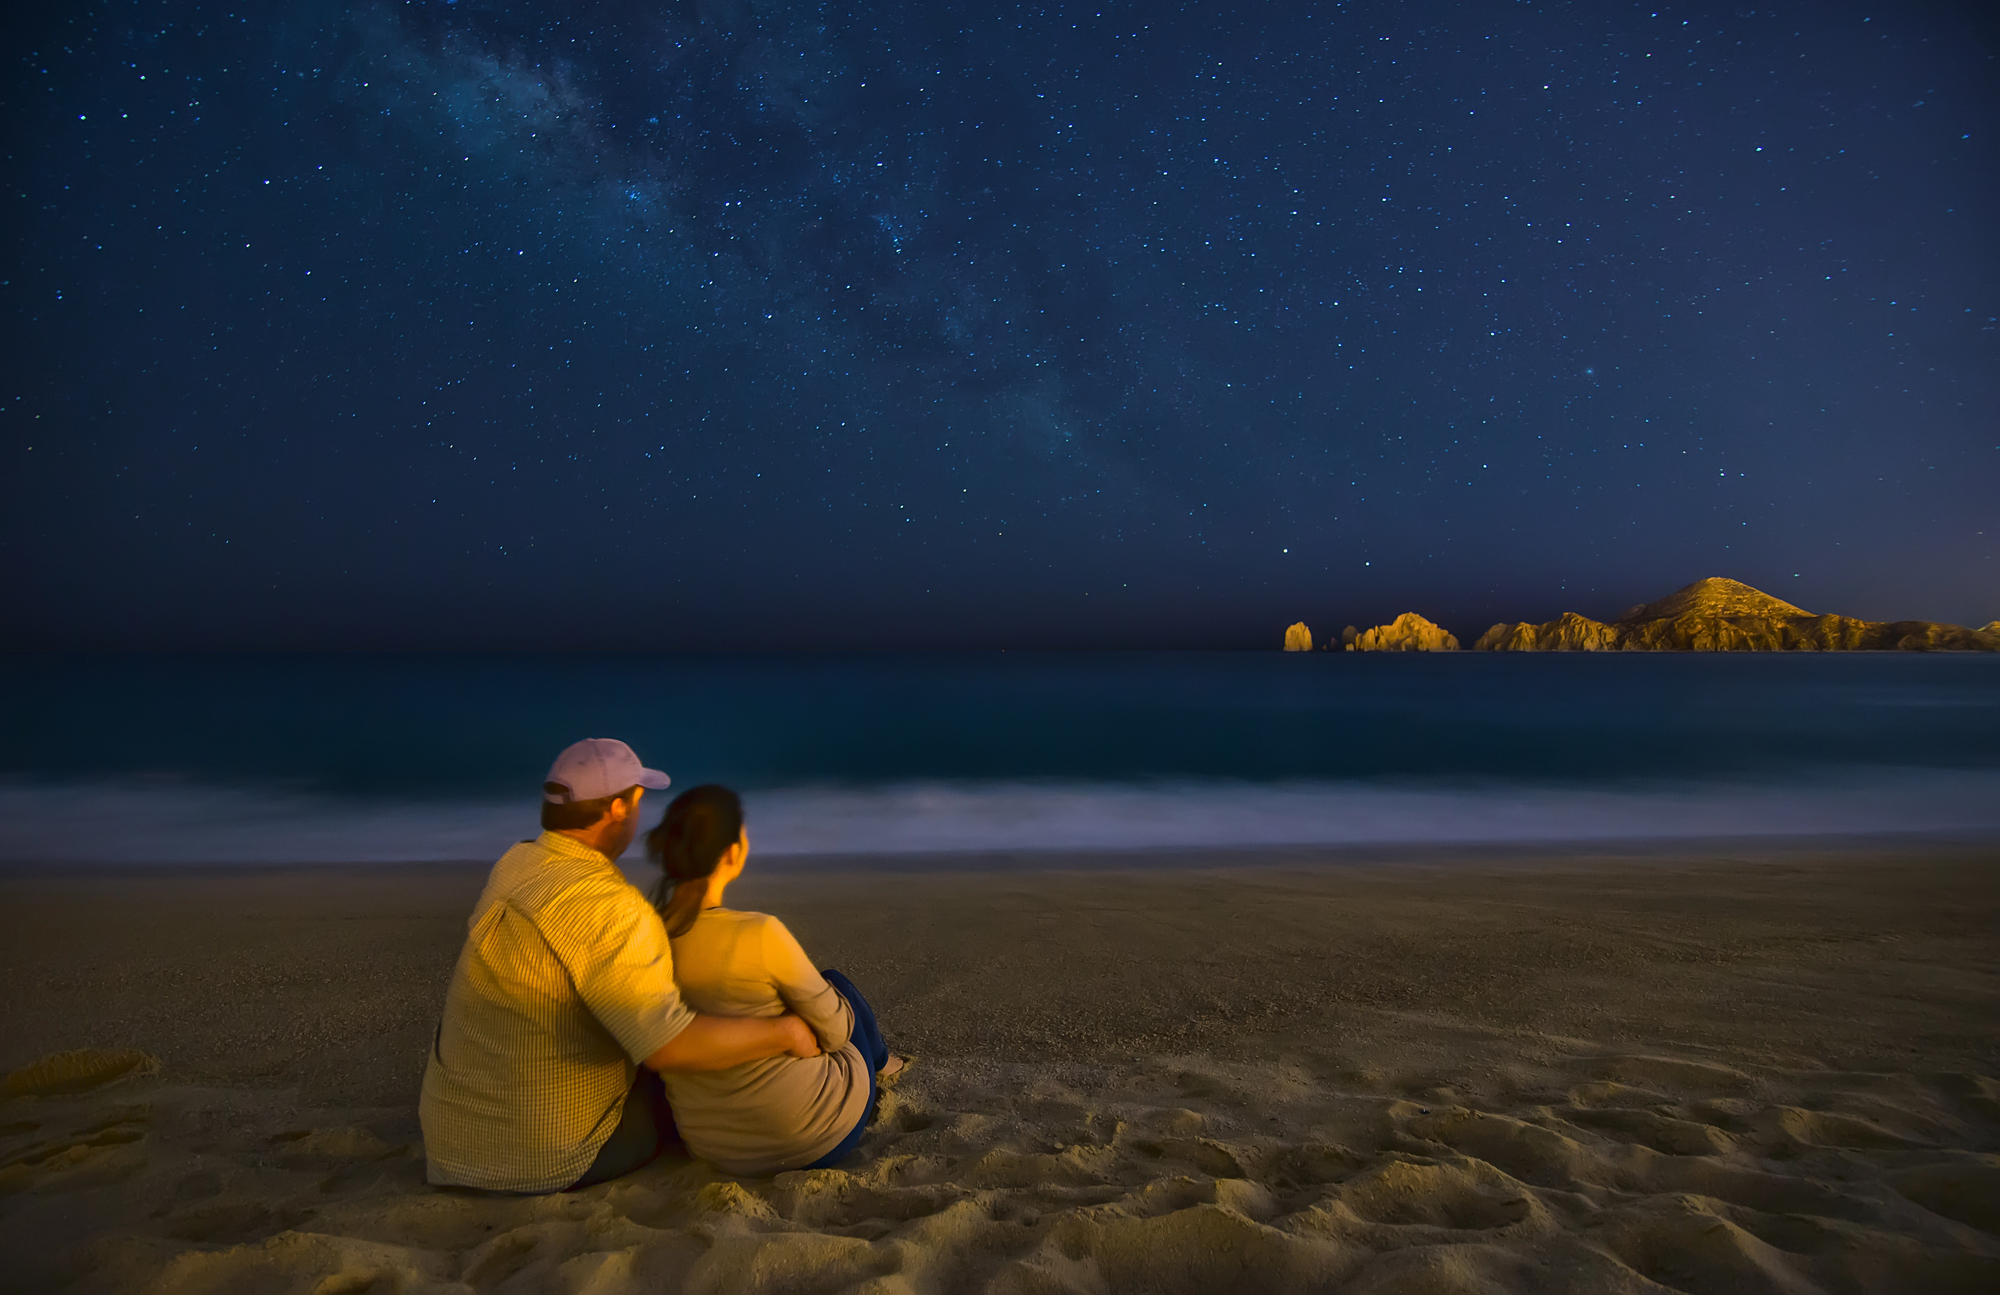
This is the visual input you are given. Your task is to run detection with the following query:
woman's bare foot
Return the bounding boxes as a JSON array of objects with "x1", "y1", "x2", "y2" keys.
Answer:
[{"x1": 879, "y1": 1055, "x2": 910, "y2": 1085}]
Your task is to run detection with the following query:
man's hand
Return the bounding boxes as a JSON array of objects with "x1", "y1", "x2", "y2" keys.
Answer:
[
  {"x1": 777, "y1": 1013, "x2": 821, "y2": 1059},
  {"x1": 645, "y1": 1012, "x2": 819, "y2": 1073}
]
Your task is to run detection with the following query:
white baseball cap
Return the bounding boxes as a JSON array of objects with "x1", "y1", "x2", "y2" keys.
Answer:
[{"x1": 542, "y1": 738, "x2": 672, "y2": 803}]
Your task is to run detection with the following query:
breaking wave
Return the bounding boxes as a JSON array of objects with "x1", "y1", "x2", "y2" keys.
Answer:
[{"x1": 3, "y1": 768, "x2": 1996, "y2": 866}]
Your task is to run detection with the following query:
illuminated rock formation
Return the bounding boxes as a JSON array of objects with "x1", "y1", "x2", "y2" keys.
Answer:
[
  {"x1": 1474, "y1": 612, "x2": 1621, "y2": 652},
  {"x1": 1350, "y1": 612, "x2": 1459, "y2": 652},
  {"x1": 1475, "y1": 578, "x2": 2000, "y2": 652},
  {"x1": 1283, "y1": 622, "x2": 1313, "y2": 652}
]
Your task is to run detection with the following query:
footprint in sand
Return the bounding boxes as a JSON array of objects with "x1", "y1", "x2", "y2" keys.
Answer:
[
  {"x1": 1398, "y1": 1103, "x2": 1625, "y2": 1190},
  {"x1": 1888, "y1": 1155, "x2": 2000, "y2": 1235},
  {"x1": 765, "y1": 1169, "x2": 975, "y2": 1228},
  {"x1": 160, "y1": 1200, "x2": 316, "y2": 1245},
  {"x1": 0, "y1": 1105, "x2": 153, "y2": 1194},
  {"x1": 2, "y1": 1048, "x2": 160, "y2": 1100},
  {"x1": 1931, "y1": 1072, "x2": 2000, "y2": 1125},
  {"x1": 265, "y1": 1125, "x2": 404, "y2": 1167},
  {"x1": 1558, "y1": 1104, "x2": 1739, "y2": 1156},
  {"x1": 1125, "y1": 1135, "x2": 1244, "y2": 1180},
  {"x1": 1583, "y1": 1053, "x2": 1757, "y2": 1095},
  {"x1": 1264, "y1": 1141, "x2": 1368, "y2": 1196},
  {"x1": 0, "y1": 1048, "x2": 163, "y2": 1194},
  {"x1": 1758, "y1": 1104, "x2": 1935, "y2": 1151},
  {"x1": 1594, "y1": 1193, "x2": 1829, "y2": 1294},
  {"x1": 1332, "y1": 1154, "x2": 1547, "y2": 1234}
]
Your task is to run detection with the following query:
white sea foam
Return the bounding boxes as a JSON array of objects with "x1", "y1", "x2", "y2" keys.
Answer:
[{"x1": 2, "y1": 769, "x2": 1997, "y2": 865}]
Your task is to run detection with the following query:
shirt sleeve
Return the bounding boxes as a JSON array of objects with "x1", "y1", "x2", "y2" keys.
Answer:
[
  {"x1": 760, "y1": 916, "x2": 854, "y2": 1052},
  {"x1": 541, "y1": 882, "x2": 697, "y2": 1065}
]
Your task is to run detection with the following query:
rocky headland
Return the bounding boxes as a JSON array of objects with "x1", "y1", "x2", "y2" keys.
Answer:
[
  {"x1": 1348, "y1": 612, "x2": 1459, "y2": 652},
  {"x1": 1283, "y1": 621, "x2": 1313, "y2": 652},
  {"x1": 1473, "y1": 577, "x2": 2000, "y2": 652}
]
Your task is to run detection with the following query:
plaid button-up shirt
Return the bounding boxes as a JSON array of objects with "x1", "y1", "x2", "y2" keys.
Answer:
[{"x1": 420, "y1": 831, "x2": 695, "y2": 1192}]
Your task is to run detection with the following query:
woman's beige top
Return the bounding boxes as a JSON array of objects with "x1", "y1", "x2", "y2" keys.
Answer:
[{"x1": 663, "y1": 907, "x2": 868, "y2": 1175}]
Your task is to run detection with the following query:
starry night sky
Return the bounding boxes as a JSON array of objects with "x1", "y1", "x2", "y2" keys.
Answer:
[{"x1": 4, "y1": 1, "x2": 1995, "y2": 649}]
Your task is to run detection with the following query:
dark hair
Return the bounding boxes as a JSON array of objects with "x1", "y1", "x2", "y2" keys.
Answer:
[
  {"x1": 646, "y1": 785, "x2": 744, "y2": 938},
  {"x1": 540, "y1": 783, "x2": 641, "y2": 831}
]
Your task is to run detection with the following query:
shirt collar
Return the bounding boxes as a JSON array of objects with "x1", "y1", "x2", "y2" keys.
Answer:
[{"x1": 537, "y1": 829, "x2": 618, "y2": 871}]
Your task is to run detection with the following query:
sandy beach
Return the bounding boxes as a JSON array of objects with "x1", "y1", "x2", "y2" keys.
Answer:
[{"x1": 3, "y1": 841, "x2": 1998, "y2": 1293}]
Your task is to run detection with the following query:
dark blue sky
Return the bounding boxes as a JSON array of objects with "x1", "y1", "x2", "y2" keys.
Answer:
[{"x1": 4, "y1": 0, "x2": 1994, "y2": 648}]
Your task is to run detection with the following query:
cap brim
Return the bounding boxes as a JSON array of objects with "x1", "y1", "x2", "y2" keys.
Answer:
[{"x1": 637, "y1": 768, "x2": 672, "y2": 791}]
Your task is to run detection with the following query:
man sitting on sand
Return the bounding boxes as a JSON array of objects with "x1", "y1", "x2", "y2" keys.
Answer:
[{"x1": 419, "y1": 738, "x2": 820, "y2": 1193}]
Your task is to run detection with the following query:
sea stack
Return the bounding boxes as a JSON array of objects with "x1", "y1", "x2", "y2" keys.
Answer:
[
  {"x1": 1350, "y1": 613, "x2": 1459, "y2": 652},
  {"x1": 1283, "y1": 622, "x2": 1313, "y2": 652},
  {"x1": 1476, "y1": 577, "x2": 2000, "y2": 652}
]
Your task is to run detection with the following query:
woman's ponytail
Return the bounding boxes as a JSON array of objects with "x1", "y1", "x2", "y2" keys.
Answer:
[
  {"x1": 645, "y1": 785, "x2": 745, "y2": 937},
  {"x1": 659, "y1": 878, "x2": 708, "y2": 939}
]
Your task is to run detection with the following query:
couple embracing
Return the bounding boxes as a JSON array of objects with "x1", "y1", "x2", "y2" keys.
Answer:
[{"x1": 419, "y1": 738, "x2": 904, "y2": 1192}]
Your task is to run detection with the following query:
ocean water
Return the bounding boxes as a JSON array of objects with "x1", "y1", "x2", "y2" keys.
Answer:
[{"x1": 2, "y1": 651, "x2": 1996, "y2": 864}]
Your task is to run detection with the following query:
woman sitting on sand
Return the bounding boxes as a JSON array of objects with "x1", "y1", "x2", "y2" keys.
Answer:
[{"x1": 646, "y1": 785, "x2": 904, "y2": 1176}]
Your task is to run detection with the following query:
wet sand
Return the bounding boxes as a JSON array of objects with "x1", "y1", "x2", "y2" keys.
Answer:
[{"x1": 3, "y1": 841, "x2": 1998, "y2": 1293}]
